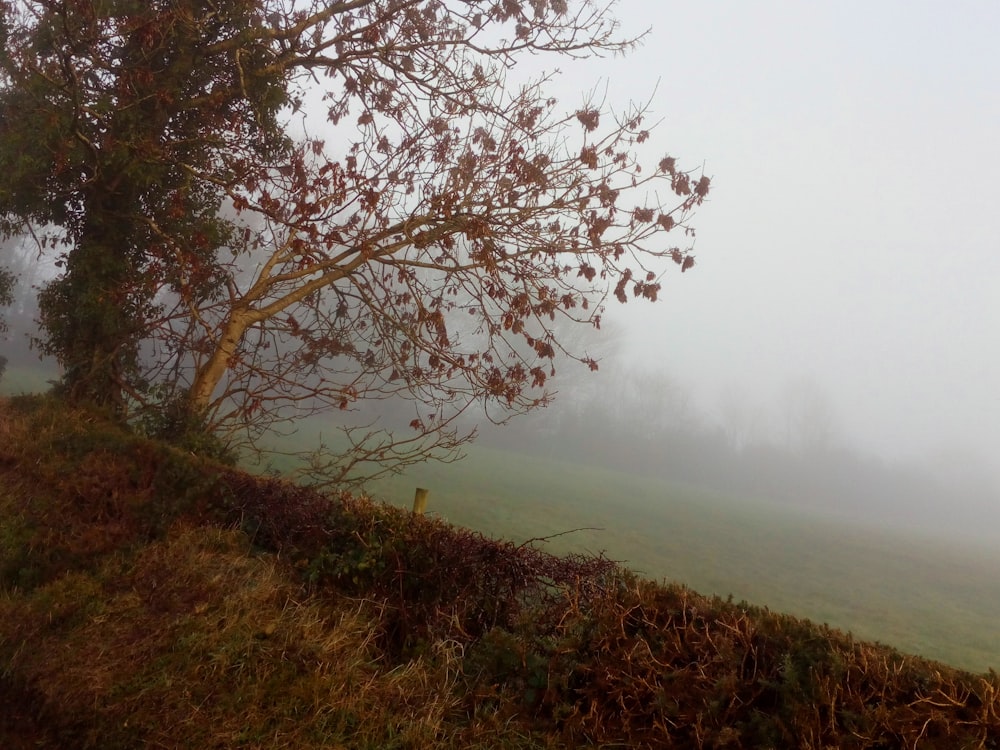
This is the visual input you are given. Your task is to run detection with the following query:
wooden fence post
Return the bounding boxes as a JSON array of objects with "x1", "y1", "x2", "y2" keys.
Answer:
[{"x1": 412, "y1": 487, "x2": 429, "y2": 515}]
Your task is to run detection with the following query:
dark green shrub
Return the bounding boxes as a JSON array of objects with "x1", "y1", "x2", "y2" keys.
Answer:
[{"x1": 136, "y1": 394, "x2": 236, "y2": 465}]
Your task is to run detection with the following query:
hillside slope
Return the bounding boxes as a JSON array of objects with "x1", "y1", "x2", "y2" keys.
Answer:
[{"x1": 1, "y1": 395, "x2": 999, "y2": 749}]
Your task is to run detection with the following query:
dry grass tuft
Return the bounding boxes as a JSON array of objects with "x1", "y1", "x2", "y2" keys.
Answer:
[
  {"x1": 464, "y1": 574, "x2": 1000, "y2": 747},
  {"x1": 3, "y1": 526, "x2": 468, "y2": 749}
]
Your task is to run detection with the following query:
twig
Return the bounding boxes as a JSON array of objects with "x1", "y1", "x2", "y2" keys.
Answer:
[{"x1": 517, "y1": 526, "x2": 604, "y2": 549}]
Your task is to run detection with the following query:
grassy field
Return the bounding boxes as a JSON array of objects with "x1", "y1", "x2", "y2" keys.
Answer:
[
  {"x1": 0, "y1": 364, "x2": 58, "y2": 396},
  {"x1": 361, "y1": 443, "x2": 1000, "y2": 674}
]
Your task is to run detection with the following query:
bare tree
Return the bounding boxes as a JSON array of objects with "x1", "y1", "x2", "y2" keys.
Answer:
[
  {"x1": 719, "y1": 384, "x2": 766, "y2": 453},
  {"x1": 779, "y1": 376, "x2": 840, "y2": 453}
]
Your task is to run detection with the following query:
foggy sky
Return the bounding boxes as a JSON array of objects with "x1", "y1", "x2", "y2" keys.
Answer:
[{"x1": 552, "y1": 1, "x2": 1000, "y2": 478}]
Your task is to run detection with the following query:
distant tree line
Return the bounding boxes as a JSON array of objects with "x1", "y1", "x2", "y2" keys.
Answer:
[{"x1": 480, "y1": 361, "x2": 992, "y2": 535}]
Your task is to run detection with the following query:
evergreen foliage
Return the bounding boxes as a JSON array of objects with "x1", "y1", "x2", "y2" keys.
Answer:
[
  {"x1": 0, "y1": 264, "x2": 13, "y2": 336},
  {"x1": 0, "y1": 0, "x2": 291, "y2": 412}
]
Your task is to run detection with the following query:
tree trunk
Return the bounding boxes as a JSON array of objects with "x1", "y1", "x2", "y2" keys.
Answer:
[
  {"x1": 186, "y1": 310, "x2": 257, "y2": 418},
  {"x1": 38, "y1": 190, "x2": 140, "y2": 415}
]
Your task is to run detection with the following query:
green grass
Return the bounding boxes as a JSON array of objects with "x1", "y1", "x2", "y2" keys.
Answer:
[
  {"x1": 360, "y1": 443, "x2": 1000, "y2": 674},
  {"x1": 0, "y1": 364, "x2": 54, "y2": 396}
]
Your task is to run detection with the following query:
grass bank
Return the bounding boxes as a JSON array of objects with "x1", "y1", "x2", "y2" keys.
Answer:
[{"x1": 2, "y1": 395, "x2": 1000, "y2": 748}]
